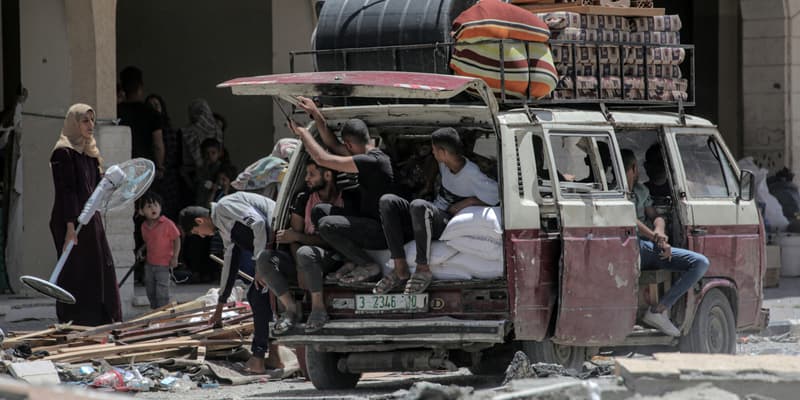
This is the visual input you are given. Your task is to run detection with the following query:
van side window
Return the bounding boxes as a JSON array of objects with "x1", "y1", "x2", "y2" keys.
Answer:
[
  {"x1": 676, "y1": 134, "x2": 737, "y2": 198},
  {"x1": 548, "y1": 133, "x2": 622, "y2": 195}
]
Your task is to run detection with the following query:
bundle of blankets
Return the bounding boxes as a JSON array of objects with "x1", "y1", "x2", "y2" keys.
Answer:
[
  {"x1": 384, "y1": 206, "x2": 504, "y2": 281},
  {"x1": 446, "y1": 0, "x2": 687, "y2": 102},
  {"x1": 540, "y1": 12, "x2": 687, "y2": 101}
]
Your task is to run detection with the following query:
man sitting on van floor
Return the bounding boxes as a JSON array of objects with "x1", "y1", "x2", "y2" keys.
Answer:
[
  {"x1": 376, "y1": 128, "x2": 500, "y2": 294},
  {"x1": 289, "y1": 96, "x2": 394, "y2": 284},
  {"x1": 622, "y1": 149, "x2": 710, "y2": 337},
  {"x1": 257, "y1": 159, "x2": 347, "y2": 333},
  {"x1": 179, "y1": 192, "x2": 276, "y2": 374}
]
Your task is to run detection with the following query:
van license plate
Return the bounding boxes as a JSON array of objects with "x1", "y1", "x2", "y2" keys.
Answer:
[{"x1": 355, "y1": 294, "x2": 428, "y2": 314}]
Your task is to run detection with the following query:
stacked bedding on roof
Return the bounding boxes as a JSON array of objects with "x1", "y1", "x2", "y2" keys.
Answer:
[{"x1": 539, "y1": 12, "x2": 688, "y2": 101}]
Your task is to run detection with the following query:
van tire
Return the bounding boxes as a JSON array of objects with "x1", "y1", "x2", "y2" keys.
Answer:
[
  {"x1": 522, "y1": 340, "x2": 590, "y2": 370},
  {"x1": 305, "y1": 349, "x2": 361, "y2": 390},
  {"x1": 679, "y1": 288, "x2": 736, "y2": 354}
]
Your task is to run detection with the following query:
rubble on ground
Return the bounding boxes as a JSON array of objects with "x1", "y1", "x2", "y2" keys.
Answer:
[
  {"x1": 502, "y1": 351, "x2": 614, "y2": 385},
  {"x1": 0, "y1": 288, "x2": 298, "y2": 393}
]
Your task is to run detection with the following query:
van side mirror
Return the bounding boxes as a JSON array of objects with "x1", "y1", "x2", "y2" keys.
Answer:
[{"x1": 739, "y1": 169, "x2": 755, "y2": 202}]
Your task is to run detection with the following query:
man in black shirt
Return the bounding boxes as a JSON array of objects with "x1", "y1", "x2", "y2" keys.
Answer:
[
  {"x1": 289, "y1": 96, "x2": 393, "y2": 284},
  {"x1": 117, "y1": 66, "x2": 165, "y2": 175}
]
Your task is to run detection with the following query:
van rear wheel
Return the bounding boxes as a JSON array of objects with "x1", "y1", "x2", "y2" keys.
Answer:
[
  {"x1": 680, "y1": 288, "x2": 736, "y2": 354},
  {"x1": 522, "y1": 340, "x2": 590, "y2": 370},
  {"x1": 305, "y1": 348, "x2": 361, "y2": 390}
]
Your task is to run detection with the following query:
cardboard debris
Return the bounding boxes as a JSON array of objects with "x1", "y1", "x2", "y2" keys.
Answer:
[{"x1": 7, "y1": 360, "x2": 60, "y2": 385}]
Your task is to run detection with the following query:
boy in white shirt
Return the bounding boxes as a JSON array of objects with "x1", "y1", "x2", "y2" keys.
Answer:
[{"x1": 375, "y1": 127, "x2": 499, "y2": 294}]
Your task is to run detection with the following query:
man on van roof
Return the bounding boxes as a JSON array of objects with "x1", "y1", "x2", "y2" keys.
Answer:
[
  {"x1": 622, "y1": 149, "x2": 709, "y2": 337},
  {"x1": 289, "y1": 97, "x2": 394, "y2": 285},
  {"x1": 375, "y1": 128, "x2": 500, "y2": 294}
]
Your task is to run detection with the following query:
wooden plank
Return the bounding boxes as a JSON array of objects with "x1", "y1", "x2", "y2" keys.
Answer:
[
  {"x1": 1, "y1": 328, "x2": 57, "y2": 348},
  {"x1": 42, "y1": 339, "x2": 247, "y2": 362},
  {"x1": 66, "y1": 302, "x2": 229, "y2": 341},
  {"x1": 104, "y1": 348, "x2": 191, "y2": 365},
  {"x1": 520, "y1": 4, "x2": 665, "y2": 16}
]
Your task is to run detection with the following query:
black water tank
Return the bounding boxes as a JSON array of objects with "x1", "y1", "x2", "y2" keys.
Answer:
[{"x1": 314, "y1": 0, "x2": 477, "y2": 73}]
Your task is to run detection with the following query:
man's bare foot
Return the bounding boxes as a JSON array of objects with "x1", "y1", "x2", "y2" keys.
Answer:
[
  {"x1": 265, "y1": 344, "x2": 285, "y2": 369},
  {"x1": 244, "y1": 355, "x2": 266, "y2": 374}
]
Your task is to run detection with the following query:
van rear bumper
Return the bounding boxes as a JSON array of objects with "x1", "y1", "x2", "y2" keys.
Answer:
[{"x1": 272, "y1": 317, "x2": 510, "y2": 352}]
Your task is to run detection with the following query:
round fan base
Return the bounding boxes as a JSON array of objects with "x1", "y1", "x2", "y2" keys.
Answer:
[{"x1": 19, "y1": 275, "x2": 76, "y2": 304}]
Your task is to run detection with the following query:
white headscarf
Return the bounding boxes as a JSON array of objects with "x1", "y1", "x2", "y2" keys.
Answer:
[{"x1": 52, "y1": 103, "x2": 101, "y2": 160}]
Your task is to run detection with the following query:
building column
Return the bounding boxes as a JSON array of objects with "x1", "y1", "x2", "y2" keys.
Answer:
[{"x1": 740, "y1": 0, "x2": 789, "y2": 173}]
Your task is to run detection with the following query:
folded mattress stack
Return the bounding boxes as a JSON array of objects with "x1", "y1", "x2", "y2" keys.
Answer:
[{"x1": 538, "y1": 12, "x2": 688, "y2": 101}]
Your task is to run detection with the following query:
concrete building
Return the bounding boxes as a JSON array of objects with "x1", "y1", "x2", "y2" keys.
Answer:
[{"x1": 0, "y1": 0, "x2": 796, "y2": 315}]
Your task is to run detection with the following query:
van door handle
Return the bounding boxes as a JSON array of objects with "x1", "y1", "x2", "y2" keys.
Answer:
[{"x1": 691, "y1": 228, "x2": 707, "y2": 236}]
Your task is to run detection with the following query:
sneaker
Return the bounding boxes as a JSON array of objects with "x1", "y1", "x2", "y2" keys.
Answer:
[{"x1": 642, "y1": 310, "x2": 681, "y2": 337}]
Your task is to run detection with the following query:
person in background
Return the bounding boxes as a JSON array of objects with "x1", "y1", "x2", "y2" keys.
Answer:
[
  {"x1": 118, "y1": 66, "x2": 165, "y2": 175},
  {"x1": 50, "y1": 104, "x2": 121, "y2": 325},
  {"x1": 181, "y1": 98, "x2": 223, "y2": 201},
  {"x1": 118, "y1": 66, "x2": 165, "y2": 284},
  {"x1": 179, "y1": 192, "x2": 275, "y2": 374},
  {"x1": 137, "y1": 191, "x2": 181, "y2": 309},
  {"x1": 622, "y1": 149, "x2": 709, "y2": 337},
  {"x1": 643, "y1": 144, "x2": 671, "y2": 199},
  {"x1": 146, "y1": 94, "x2": 182, "y2": 221},
  {"x1": 210, "y1": 163, "x2": 238, "y2": 204},
  {"x1": 196, "y1": 138, "x2": 225, "y2": 207}
]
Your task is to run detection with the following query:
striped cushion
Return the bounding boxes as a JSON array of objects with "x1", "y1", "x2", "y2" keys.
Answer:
[
  {"x1": 452, "y1": 0, "x2": 550, "y2": 43},
  {"x1": 450, "y1": 0, "x2": 557, "y2": 99},
  {"x1": 450, "y1": 41, "x2": 558, "y2": 99}
]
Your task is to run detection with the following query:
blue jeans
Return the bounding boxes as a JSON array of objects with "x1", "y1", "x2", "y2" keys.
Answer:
[{"x1": 639, "y1": 240, "x2": 710, "y2": 309}]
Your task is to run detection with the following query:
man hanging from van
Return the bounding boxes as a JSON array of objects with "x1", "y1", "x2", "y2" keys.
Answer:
[
  {"x1": 622, "y1": 149, "x2": 710, "y2": 337},
  {"x1": 376, "y1": 128, "x2": 500, "y2": 294},
  {"x1": 289, "y1": 97, "x2": 394, "y2": 285},
  {"x1": 256, "y1": 159, "x2": 349, "y2": 333}
]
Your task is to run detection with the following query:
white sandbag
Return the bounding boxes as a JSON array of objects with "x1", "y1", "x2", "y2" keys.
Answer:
[
  {"x1": 384, "y1": 259, "x2": 473, "y2": 281},
  {"x1": 365, "y1": 249, "x2": 392, "y2": 266},
  {"x1": 445, "y1": 236, "x2": 502, "y2": 260},
  {"x1": 440, "y1": 206, "x2": 503, "y2": 241},
  {"x1": 444, "y1": 252, "x2": 504, "y2": 280},
  {"x1": 402, "y1": 240, "x2": 459, "y2": 267}
]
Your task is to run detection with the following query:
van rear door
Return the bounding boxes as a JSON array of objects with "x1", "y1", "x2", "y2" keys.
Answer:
[{"x1": 542, "y1": 126, "x2": 640, "y2": 346}]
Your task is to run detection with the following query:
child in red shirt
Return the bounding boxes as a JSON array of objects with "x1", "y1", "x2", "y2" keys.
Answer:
[{"x1": 137, "y1": 192, "x2": 181, "y2": 309}]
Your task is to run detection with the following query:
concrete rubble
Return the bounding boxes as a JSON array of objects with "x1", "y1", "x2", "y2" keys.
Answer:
[{"x1": 0, "y1": 287, "x2": 301, "y2": 395}]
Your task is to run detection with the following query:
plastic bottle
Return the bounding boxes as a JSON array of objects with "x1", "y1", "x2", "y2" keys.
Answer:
[
  {"x1": 126, "y1": 369, "x2": 153, "y2": 392},
  {"x1": 91, "y1": 369, "x2": 124, "y2": 388}
]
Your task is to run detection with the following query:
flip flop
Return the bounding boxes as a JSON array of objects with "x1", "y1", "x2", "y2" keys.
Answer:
[
  {"x1": 404, "y1": 270, "x2": 433, "y2": 294},
  {"x1": 339, "y1": 263, "x2": 381, "y2": 284},
  {"x1": 304, "y1": 310, "x2": 329, "y2": 333},
  {"x1": 325, "y1": 262, "x2": 356, "y2": 284},
  {"x1": 373, "y1": 273, "x2": 409, "y2": 294},
  {"x1": 272, "y1": 311, "x2": 298, "y2": 335}
]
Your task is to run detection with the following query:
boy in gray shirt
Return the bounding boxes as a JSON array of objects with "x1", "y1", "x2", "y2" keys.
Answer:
[{"x1": 376, "y1": 127, "x2": 499, "y2": 294}]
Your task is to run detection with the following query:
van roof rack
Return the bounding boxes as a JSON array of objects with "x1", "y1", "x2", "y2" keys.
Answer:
[{"x1": 289, "y1": 38, "x2": 695, "y2": 110}]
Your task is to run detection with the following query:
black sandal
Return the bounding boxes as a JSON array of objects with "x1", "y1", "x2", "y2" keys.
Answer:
[
  {"x1": 272, "y1": 311, "x2": 298, "y2": 335},
  {"x1": 304, "y1": 310, "x2": 329, "y2": 333}
]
